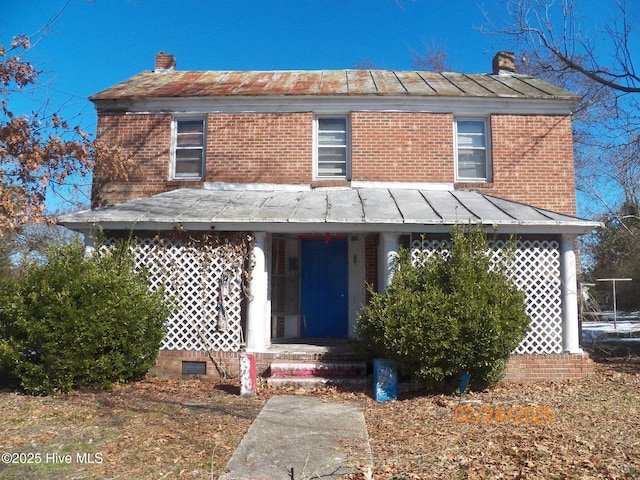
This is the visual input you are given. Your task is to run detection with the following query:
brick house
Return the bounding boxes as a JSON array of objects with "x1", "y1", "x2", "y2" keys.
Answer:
[{"x1": 59, "y1": 51, "x2": 600, "y2": 382}]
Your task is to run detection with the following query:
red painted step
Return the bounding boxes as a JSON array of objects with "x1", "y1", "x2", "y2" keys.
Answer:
[{"x1": 267, "y1": 360, "x2": 367, "y2": 388}]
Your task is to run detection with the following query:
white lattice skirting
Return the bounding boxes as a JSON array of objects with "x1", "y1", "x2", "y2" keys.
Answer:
[
  {"x1": 411, "y1": 238, "x2": 562, "y2": 354},
  {"x1": 103, "y1": 235, "x2": 246, "y2": 352},
  {"x1": 105, "y1": 234, "x2": 562, "y2": 356}
]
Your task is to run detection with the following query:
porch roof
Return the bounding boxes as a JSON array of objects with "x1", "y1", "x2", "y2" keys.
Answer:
[{"x1": 58, "y1": 186, "x2": 601, "y2": 235}]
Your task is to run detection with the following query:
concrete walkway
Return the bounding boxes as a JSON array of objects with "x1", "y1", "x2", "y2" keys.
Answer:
[{"x1": 219, "y1": 395, "x2": 372, "y2": 480}]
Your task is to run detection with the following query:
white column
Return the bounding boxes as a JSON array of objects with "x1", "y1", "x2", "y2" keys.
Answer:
[
  {"x1": 378, "y1": 233, "x2": 401, "y2": 291},
  {"x1": 560, "y1": 235, "x2": 583, "y2": 353},
  {"x1": 246, "y1": 232, "x2": 268, "y2": 352},
  {"x1": 83, "y1": 233, "x2": 96, "y2": 256}
]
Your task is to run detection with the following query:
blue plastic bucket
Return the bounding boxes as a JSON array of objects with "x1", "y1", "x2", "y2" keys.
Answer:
[{"x1": 373, "y1": 358, "x2": 398, "y2": 402}]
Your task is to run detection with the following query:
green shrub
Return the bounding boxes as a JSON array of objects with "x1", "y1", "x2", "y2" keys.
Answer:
[
  {"x1": 356, "y1": 225, "x2": 530, "y2": 390},
  {"x1": 0, "y1": 240, "x2": 171, "y2": 395}
]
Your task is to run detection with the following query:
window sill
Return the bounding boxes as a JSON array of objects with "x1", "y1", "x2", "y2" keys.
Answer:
[
  {"x1": 311, "y1": 180, "x2": 351, "y2": 188},
  {"x1": 455, "y1": 181, "x2": 494, "y2": 189},
  {"x1": 167, "y1": 179, "x2": 205, "y2": 187}
]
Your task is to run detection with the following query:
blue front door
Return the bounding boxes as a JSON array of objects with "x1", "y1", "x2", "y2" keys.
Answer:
[{"x1": 300, "y1": 238, "x2": 348, "y2": 338}]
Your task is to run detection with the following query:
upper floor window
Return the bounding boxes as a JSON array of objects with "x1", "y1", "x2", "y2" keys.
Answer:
[
  {"x1": 172, "y1": 118, "x2": 205, "y2": 180},
  {"x1": 454, "y1": 118, "x2": 490, "y2": 182},
  {"x1": 315, "y1": 115, "x2": 350, "y2": 180}
]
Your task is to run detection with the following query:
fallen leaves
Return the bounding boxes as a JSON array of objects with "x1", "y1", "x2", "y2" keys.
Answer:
[
  {"x1": 0, "y1": 378, "x2": 265, "y2": 479},
  {"x1": 361, "y1": 358, "x2": 640, "y2": 479},
  {"x1": 0, "y1": 358, "x2": 639, "y2": 479}
]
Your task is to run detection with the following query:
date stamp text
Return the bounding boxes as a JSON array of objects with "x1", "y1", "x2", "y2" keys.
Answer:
[{"x1": 454, "y1": 405, "x2": 555, "y2": 423}]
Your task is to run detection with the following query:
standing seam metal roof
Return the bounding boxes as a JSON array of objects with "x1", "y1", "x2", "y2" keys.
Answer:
[
  {"x1": 58, "y1": 187, "x2": 601, "y2": 234},
  {"x1": 89, "y1": 70, "x2": 580, "y2": 102}
]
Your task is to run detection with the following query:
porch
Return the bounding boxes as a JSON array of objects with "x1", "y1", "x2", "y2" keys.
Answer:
[
  {"x1": 60, "y1": 185, "x2": 602, "y2": 381},
  {"x1": 150, "y1": 338, "x2": 367, "y2": 386},
  {"x1": 149, "y1": 340, "x2": 595, "y2": 384}
]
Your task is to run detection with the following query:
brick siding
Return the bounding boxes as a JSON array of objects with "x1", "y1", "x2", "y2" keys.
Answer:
[
  {"x1": 92, "y1": 111, "x2": 576, "y2": 215},
  {"x1": 206, "y1": 112, "x2": 313, "y2": 184},
  {"x1": 475, "y1": 115, "x2": 577, "y2": 215},
  {"x1": 351, "y1": 112, "x2": 453, "y2": 183},
  {"x1": 365, "y1": 234, "x2": 378, "y2": 298},
  {"x1": 92, "y1": 114, "x2": 173, "y2": 207}
]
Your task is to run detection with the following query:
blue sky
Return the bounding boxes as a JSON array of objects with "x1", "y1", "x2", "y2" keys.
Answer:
[
  {"x1": 6, "y1": 0, "x2": 520, "y2": 134},
  {"x1": 3, "y1": 0, "x2": 628, "y2": 215}
]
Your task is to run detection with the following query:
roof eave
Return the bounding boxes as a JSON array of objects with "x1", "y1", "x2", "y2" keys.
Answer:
[
  {"x1": 90, "y1": 94, "x2": 578, "y2": 116},
  {"x1": 59, "y1": 219, "x2": 601, "y2": 237}
]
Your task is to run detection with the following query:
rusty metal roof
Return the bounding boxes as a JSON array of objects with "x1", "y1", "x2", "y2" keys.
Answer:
[
  {"x1": 89, "y1": 69, "x2": 579, "y2": 102},
  {"x1": 58, "y1": 187, "x2": 600, "y2": 235}
]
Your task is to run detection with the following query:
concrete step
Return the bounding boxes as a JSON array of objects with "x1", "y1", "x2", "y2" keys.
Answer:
[{"x1": 267, "y1": 360, "x2": 367, "y2": 388}]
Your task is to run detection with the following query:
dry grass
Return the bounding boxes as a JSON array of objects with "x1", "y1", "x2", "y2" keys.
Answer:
[{"x1": 0, "y1": 357, "x2": 639, "y2": 479}]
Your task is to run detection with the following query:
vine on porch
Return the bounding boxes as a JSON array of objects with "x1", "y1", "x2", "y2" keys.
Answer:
[{"x1": 102, "y1": 232, "x2": 254, "y2": 373}]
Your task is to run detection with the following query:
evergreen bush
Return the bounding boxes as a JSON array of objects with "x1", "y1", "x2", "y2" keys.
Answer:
[
  {"x1": 0, "y1": 240, "x2": 171, "y2": 395},
  {"x1": 356, "y1": 225, "x2": 530, "y2": 390}
]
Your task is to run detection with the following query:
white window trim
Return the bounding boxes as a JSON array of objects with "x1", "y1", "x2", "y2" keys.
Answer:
[
  {"x1": 454, "y1": 117, "x2": 491, "y2": 182},
  {"x1": 313, "y1": 114, "x2": 351, "y2": 181},
  {"x1": 170, "y1": 116, "x2": 206, "y2": 181}
]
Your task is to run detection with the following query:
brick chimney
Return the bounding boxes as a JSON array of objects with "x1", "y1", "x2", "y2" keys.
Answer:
[
  {"x1": 492, "y1": 51, "x2": 515, "y2": 75},
  {"x1": 155, "y1": 52, "x2": 176, "y2": 73}
]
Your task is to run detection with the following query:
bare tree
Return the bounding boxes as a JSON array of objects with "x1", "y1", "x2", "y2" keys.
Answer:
[
  {"x1": 355, "y1": 40, "x2": 450, "y2": 72},
  {"x1": 482, "y1": 0, "x2": 640, "y2": 215},
  {"x1": 410, "y1": 41, "x2": 452, "y2": 72},
  {"x1": 483, "y1": 0, "x2": 640, "y2": 93},
  {"x1": 353, "y1": 59, "x2": 379, "y2": 70},
  {"x1": 482, "y1": 0, "x2": 640, "y2": 303}
]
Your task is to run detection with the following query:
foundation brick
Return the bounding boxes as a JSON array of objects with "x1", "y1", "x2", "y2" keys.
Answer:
[
  {"x1": 504, "y1": 353, "x2": 594, "y2": 382},
  {"x1": 150, "y1": 350, "x2": 595, "y2": 383}
]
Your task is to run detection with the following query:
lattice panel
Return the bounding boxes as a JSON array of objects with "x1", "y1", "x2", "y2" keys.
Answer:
[
  {"x1": 411, "y1": 238, "x2": 562, "y2": 354},
  {"x1": 102, "y1": 236, "x2": 245, "y2": 352}
]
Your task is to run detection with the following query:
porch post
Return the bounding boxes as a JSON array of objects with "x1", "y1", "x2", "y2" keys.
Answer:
[
  {"x1": 378, "y1": 233, "x2": 401, "y2": 291},
  {"x1": 82, "y1": 231, "x2": 97, "y2": 255},
  {"x1": 560, "y1": 234, "x2": 582, "y2": 353},
  {"x1": 246, "y1": 232, "x2": 268, "y2": 352}
]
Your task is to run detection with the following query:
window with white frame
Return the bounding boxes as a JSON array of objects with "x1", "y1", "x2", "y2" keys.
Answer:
[
  {"x1": 172, "y1": 118, "x2": 205, "y2": 180},
  {"x1": 454, "y1": 118, "x2": 490, "y2": 182},
  {"x1": 316, "y1": 116, "x2": 350, "y2": 179}
]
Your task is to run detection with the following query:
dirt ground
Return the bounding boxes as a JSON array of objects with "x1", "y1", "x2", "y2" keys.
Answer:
[{"x1": 0, "y1": 356, "x2": 639, "y2": 480}]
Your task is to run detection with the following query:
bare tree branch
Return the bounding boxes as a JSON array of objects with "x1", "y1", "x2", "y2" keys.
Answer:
[
  {"x1": 409, "y1": 40, "x2": 452, "y2": 72},
  {"x1": 482, "y1": 0, "x2": 640, "y2": 92}
]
